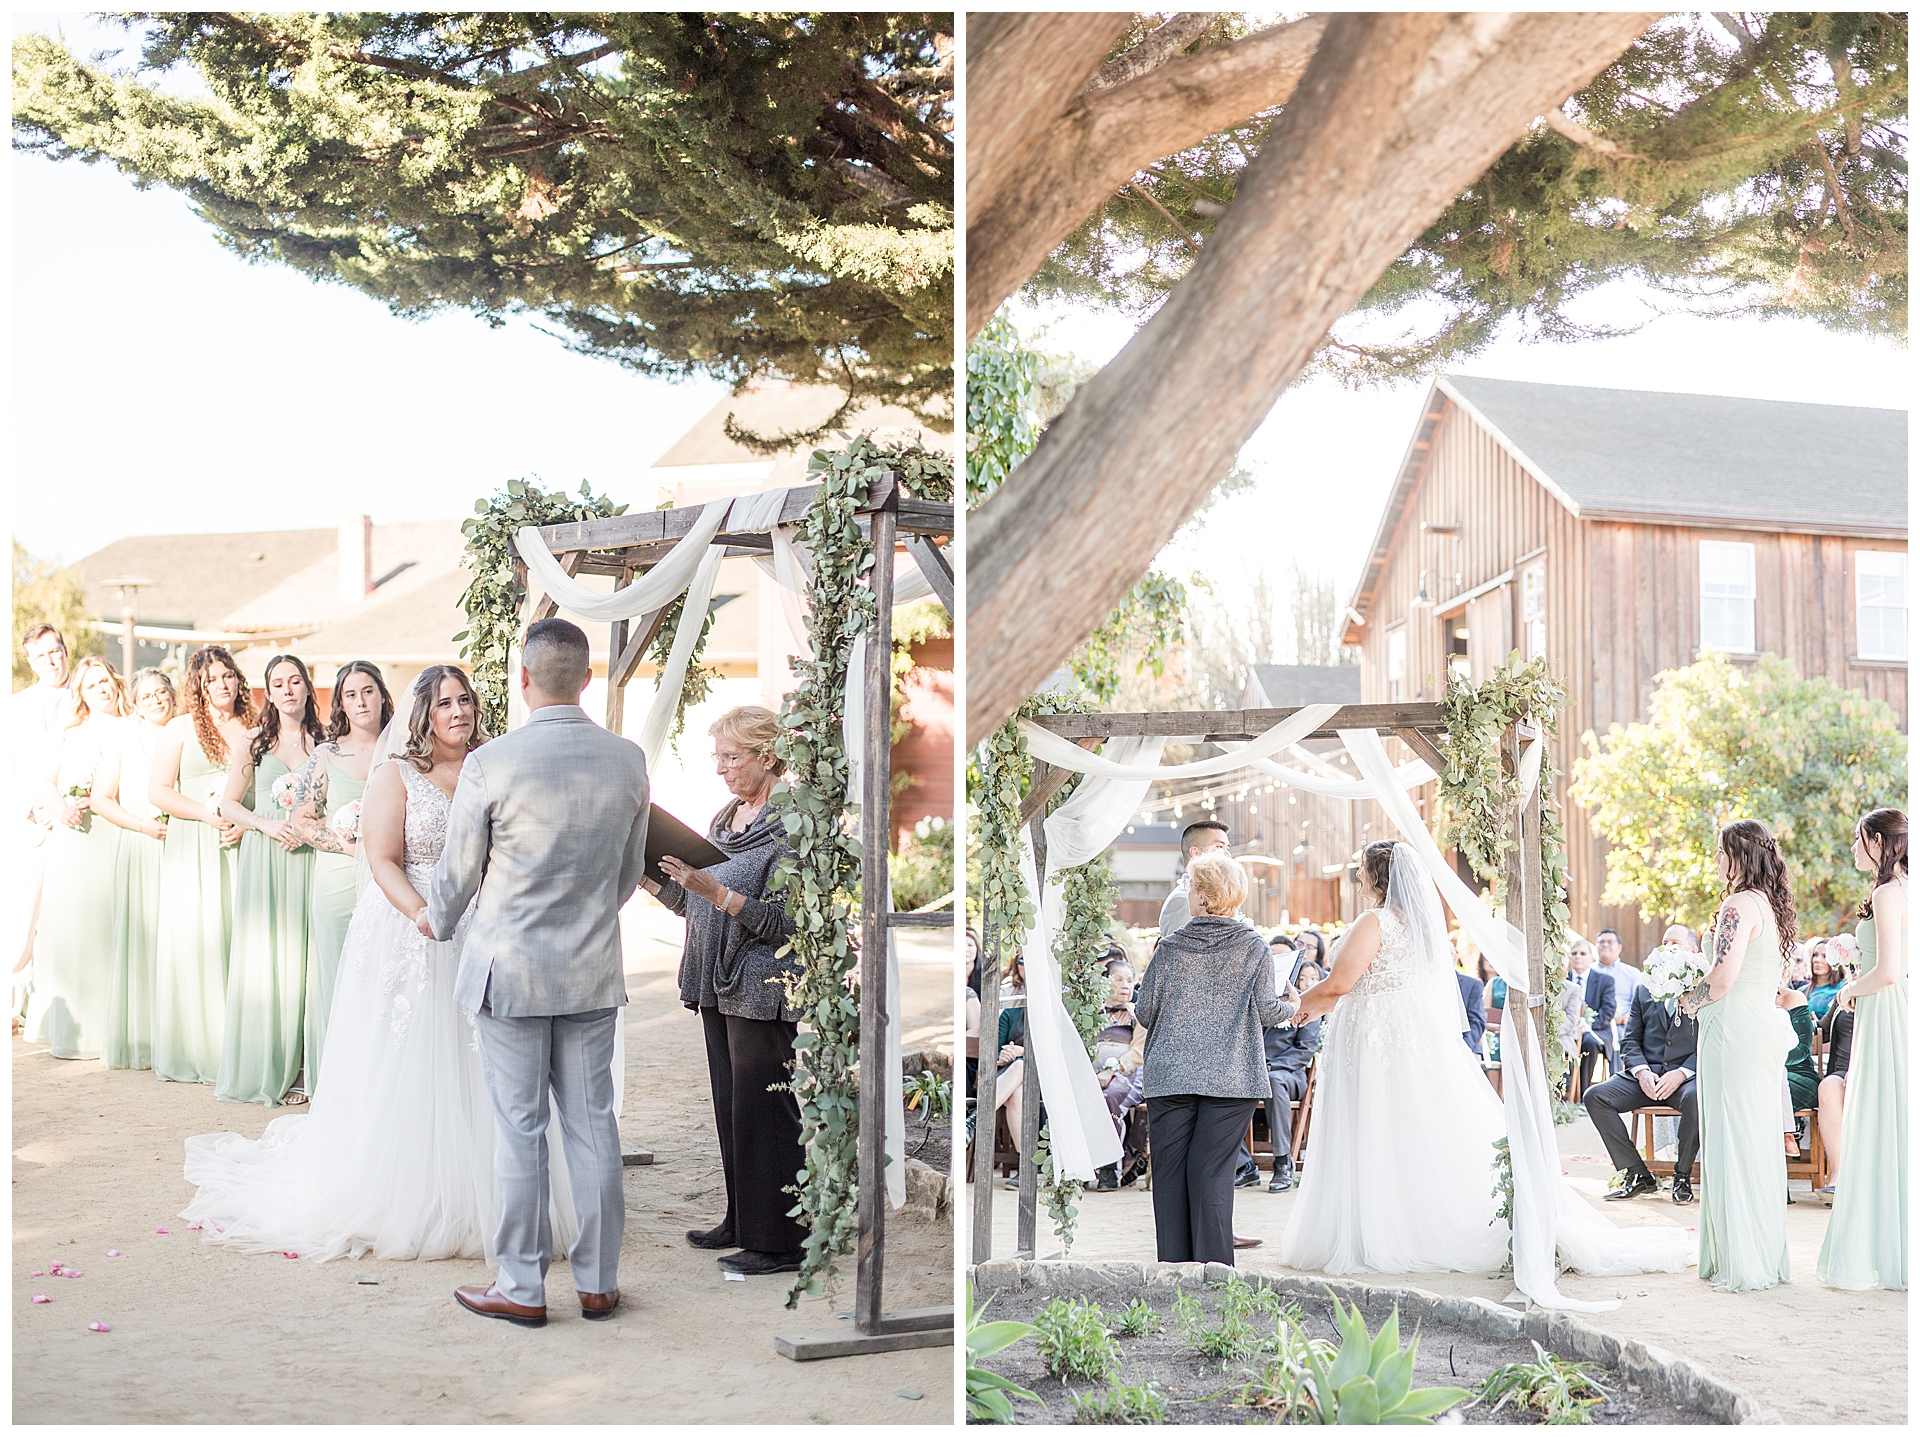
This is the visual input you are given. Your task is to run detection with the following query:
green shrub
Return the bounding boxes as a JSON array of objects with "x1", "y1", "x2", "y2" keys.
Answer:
[
  {"x1": 966, "y1": 1285, "x2": 1042, "y2": 1424},
  {"x1": 1481, "y1": 1340, "x2": 1609, "y2": 1424},
  {"x1": 1298, "y1": 1293, "x2": 1473, "y2": 1425},
  {"x1": 1071, "y1": 1381, "x2": 1168, "y2": 1424},
  {"x1": 1111, "y1": 1297, "x2": 1159, "y2": 1338},
  {"x1": 1034, "y1": 1297, "x2": 1122, "y2": 1383}
]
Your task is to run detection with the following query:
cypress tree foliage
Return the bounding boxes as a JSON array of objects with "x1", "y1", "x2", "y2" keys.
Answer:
[
  {"x1": 1027, "y1": 12, "x2": 1907, "y2": 379},
  {"x1": 12, "y1": 13, "x2": 954, "y2": 440}
]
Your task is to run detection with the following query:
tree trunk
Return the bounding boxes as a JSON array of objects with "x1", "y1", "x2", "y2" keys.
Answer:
[
  {"x1": 965, "y1": 11, "x2": 1660, "y2": 744},
  {"x1": 966, "y1": 15, "x2": 1327, "y2": 341}
]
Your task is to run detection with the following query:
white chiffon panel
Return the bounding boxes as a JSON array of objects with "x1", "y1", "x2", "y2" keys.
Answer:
[
  {"x1": 181, "y1": 880, "x2": 580, "y2": 1263},
  {"x1": 1339, "y1": 729, "x2": 1691, "y2": 1310}
]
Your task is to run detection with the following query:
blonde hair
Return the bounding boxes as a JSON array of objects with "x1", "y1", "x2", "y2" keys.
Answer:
[
  {"x1": 709, "y1": 705, "x2": 783, "y2": 769},
  {"x1": 1187, "y1": 851, "x2": 1247, "y2": 917},
  {"x1": 66, "y1": 656, "x2": 129, "y2": 728}
]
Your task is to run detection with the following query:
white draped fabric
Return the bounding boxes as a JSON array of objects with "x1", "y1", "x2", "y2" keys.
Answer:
[
  {"x1": 1012, "y1": 736, "x2": 1167, "y2": 1180},
  {"x1": 513, "y1": 499, "x2": 731, "y2": 624},
  {"x1": 633, "y1": 544, "x2": 725, "y2": 764}
]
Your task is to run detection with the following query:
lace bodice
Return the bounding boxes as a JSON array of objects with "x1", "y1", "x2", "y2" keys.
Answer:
[
  {"x1": 1350, "y1": 907, "x2": 1416, "y2": 996},
  {"x1": 396, "y1": 763, "x2": 452, "y2": 876}
]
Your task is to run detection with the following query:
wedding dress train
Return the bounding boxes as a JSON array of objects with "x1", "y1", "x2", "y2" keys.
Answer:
[{"x1": 181, "y1": 762, "x2": 577, "y2": 1262}]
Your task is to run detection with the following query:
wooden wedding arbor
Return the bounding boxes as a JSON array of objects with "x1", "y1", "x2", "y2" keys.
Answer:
[
  {"x1": 970, "y1": 701, "x2": 1552, "y2": 1263},
  {"x1": 522, "y1": 473, "x2": 956, "y2": 1359}
]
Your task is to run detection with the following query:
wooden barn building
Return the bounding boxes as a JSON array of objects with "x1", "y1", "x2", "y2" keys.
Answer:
[{"x1": 1336, "y1": 374, "x2": 1909, "y2": 957}]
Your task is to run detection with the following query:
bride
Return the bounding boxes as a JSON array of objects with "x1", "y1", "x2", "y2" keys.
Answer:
[
  {"x1": 1281, "y1": 840, "x2": 1508, "y2": 1274},
  {"x1": 181, "y1": 665, "x2": 576, "y2": 1262}
]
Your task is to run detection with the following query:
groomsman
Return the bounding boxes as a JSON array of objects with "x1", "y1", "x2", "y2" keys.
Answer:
[
  {"x1": 1584, "y1": 984, "x2": 1700, "y2": 1204},
  {"x1": 1594, "y1": 929, "x2": 1644, "y2": 1076}
]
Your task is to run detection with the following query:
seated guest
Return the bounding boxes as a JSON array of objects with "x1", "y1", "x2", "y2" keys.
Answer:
[
  {"x1": 1568, "y1": 939, "x2": 1615, "y2": 1094},
  {"x1": 1092, "y1": 953, "x2": 1144, "y2": 1191},
  {"x1": 1780, "y1": 981, "x2": 1818, "y2": 1136},
  {"x1": 1663, "y1": 922, "x2": 1700, "y2": 952},
  {"x1": 1457, "y1": 963, "x2": 1487, "y2": 1056},
  {"x1": 1814, "y1": 1001, "x2": 1855, "y2": 1194},
  {"x1": 1595, "y1": 929, "x2": 1642, "y2": 1076},
  {"x1": 1134, "y1": 852, "x2": 1293, "y2": 1266},
  {"x1": 992, "y1": 955, "x2": 1031, "y2": 1178},
  {"x1": 1476, "y1": 954, "x2": 1506, "y2": 1063},
  {"x1": 1584, "y1": 980, "x2": 1700, "y2": 1203},
  {"x1": 1264, "y1": 946, "x2": 1318, "y2": 1192},
  {"x1": 1808, "y1": 942, "x2": 1849, "y2": 1017},
  {"x1": 1785, "y1": 944, "x2": 1814, "y2": 994}
]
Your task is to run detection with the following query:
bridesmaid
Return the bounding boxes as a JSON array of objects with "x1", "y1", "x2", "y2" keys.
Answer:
[
  {"x1": 1688, "y1": 819, "x2": 1798, "y2": 1293},
  {"x1": 150, "y1": 646, "x2": 253, "y2": 1085},
  {"x1": 1818, "y1": 808, "x2": 1907, "y2": 1292},
  {"x1": 284, "y1": 659, "x2": 393, "y2": 1097},
  {"x1": 93, "y1": 669, "x2": 178, "y2": 1069},
  {"x1": 24, "y1": 658, "x2": 130, "y2": 1059},
  {"x1": 215, "y1": 654, "x2": 325, "y2": 1106}
]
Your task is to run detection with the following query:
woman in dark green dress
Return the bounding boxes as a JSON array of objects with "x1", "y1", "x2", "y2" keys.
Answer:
[{"x1": 284, "y1": 660, "x2": 393, "y2": 1097}]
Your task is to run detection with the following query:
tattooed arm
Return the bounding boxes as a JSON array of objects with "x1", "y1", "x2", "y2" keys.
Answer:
[
  {"x1": 283, "y1": 745, "x2": 352, "y2": 856},
  {"x1": 1680, "y1": 897, "x2": 1750, "y2": 1016}
]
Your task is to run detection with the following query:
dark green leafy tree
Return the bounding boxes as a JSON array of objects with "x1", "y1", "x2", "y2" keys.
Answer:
[
  {"x1": 1028, "y1": 11, "x2": 1907, "y2": 381},
  {"x1": 13, "y1": 12, "x2": 954, "y2": 439}
]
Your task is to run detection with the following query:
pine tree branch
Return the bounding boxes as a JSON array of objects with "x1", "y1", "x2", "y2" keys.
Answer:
[
  {"x1": 1541, "y1": 105, "x2": 1626, "y2": 156},
  {"x1": 1126, "y1": 180, "x2": 1201, "y2": 253}
]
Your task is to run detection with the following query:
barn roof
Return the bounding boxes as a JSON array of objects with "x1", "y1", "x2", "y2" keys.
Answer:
[{"x1": 1438, "y1": 375, "x2": 1907, "y2": 533}]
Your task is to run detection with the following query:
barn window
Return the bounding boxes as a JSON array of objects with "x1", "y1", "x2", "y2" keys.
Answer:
[
  {"x1": 1856, "y1": 550, "x2": 1908, "y2": 661},
  {"x1": 1521, "y1": 560, "x2": 1547, "y2": 660},
  {"x1": 1699, "y1": 541, "x2": 1756, "y2": 653},
  {"x1": 1387, "y1": 625, "x2": 1406, "y2": 703}
]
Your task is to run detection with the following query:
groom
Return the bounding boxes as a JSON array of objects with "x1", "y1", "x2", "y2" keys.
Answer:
[{"x1": 427, "y1": 617, "x2": 652, "y2": 1327}]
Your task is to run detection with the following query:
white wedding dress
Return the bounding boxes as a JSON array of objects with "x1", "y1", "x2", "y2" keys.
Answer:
[
  {"x1": 1280, "y1": 904, "x2": 1511, "y2": 1275},
  {"x1": 181, "y1": 762, "x2": 577, "y2": 1262}
]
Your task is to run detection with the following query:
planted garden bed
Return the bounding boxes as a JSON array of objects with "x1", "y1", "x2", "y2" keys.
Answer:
[{"x1": 969, "y1": 1262, "x2": 1770, "y2": 1425}]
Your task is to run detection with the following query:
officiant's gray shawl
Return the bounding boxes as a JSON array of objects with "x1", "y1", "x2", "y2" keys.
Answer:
[{"x1": 430, "y1": 705, "x2": 650, "y2": 1017}]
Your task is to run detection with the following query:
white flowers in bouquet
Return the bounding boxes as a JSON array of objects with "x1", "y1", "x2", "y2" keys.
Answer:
[
  {"x1": 271, "y1": 772, "x2": 302, "y2": 811},
  {"x1": 1641, "y1": 943, "x2": 1709, "y2": 1001},
  {"x1": 330, "y1": 800, "x2": 363, "y2": 843}
]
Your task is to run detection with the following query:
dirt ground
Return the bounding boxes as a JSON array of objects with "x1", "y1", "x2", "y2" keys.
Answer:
[
  {"x1": 976, "y1": 1281, "x2": 1708, "y2": 1425},
  {"x1": 966, "y1": 1112, "x2": 1905, "y2": 1426},
  {"x1": 14, "y1": 905, "x2": 958, "y2": 1424}
]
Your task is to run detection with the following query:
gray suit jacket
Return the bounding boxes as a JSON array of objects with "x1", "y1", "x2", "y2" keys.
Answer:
[{"x1": 430, "y1": 705, "x2": 650, "y2": 1018}]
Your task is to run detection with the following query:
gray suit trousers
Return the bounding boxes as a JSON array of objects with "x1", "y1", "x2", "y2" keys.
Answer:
[{"x1": 474, "y1": 1001, "x2": 624, "y2": 1306}]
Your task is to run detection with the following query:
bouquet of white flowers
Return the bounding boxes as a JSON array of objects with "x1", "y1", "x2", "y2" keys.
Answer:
[
  {"x1": 330, "y1": 800, "x2": 362, "y2": 844},
  {"x1": 271, "y1": 772, "x2": 302, "y2": 811},
  {"x1": 1641, "y1": 943, "x2": 1709, "y2": 1002}
]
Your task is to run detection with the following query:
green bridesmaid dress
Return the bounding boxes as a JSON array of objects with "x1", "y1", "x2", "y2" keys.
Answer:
[
  {"x1": 1697, "y1": 908, "x2": 1792, "y2": 1292},
  {"x1": 105, "y1": 721, "x2": 167, "y2": 1070},
  {"x1": 215, "y1": 752, "x2": 314, "y2": 1105},
  {"x1": 153, "y1": 722, "x2": 241, "y2": 1085},
  {"x1": 304, "y1": 754, "x2": 367, "y2": 1098},
  {"x1": 25, "y1": 721, "x2": 126, "y2": 1059},
  {"x1": 1817, "y1": 915, "x2": 1908, "y2": 1291}
]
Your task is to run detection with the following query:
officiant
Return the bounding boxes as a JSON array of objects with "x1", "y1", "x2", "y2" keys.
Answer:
[
  {"x1": 1583, "y1": 982, "x2": 1701, "y2": 1206},
  {"x1": 643, "y1": 705, "x2": 808, "y2": 1276}
]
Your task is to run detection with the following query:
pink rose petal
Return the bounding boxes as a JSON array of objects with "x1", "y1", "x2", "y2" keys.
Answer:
[
  {"x1": 66, "y1": 1271, "x2": 83, "y2": 1279},
  {"x1": 106, "y1": 1251, "x2": 119, "y2": 1258},
  {"x1": 186, "y1": 1223, "x2": 202, "y2": 1231},
  {"x1": 28, "y1": 1271, "x2": 42, "y2": 1278},
  {"x1": 31, "y1": 1294, "x2": 50, "y2": 1304},
  {"x1": 282, "y1": 1252, "x2": 298, "y2": 1259},
  {"x1": 88, "y1": 1321, "x2": 110, "y2": 1333},
  {"x1": 154, "y1": 1228, "x2": 169, "y2": 1235}
]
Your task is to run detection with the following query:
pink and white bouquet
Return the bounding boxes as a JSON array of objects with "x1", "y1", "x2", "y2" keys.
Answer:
[
  {"x1": 1641, "y1": 943, "x2": 1709, "y2": 1002},
  {"x1": 271, "y1": 772, "x2": 302, "y2": 811},
  {"x1": 330, "y1": 800, "x2": 363, "y2": 844}
]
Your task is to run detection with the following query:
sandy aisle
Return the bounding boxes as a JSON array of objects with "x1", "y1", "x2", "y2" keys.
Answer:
[
  {"x1": 965, "y1": 1110, "x2": 1904, "y2": 1425},
  {"x1": 14, "y1": 905, "x2": 957, "y2": 1424}
]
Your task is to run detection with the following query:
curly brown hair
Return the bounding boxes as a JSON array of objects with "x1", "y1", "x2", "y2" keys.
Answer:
[
  {"x1": 1719, "y1": 819, "x2": 1799, "y2": 959},
  {"x1": 400, "y1": 665, "x2": 488, "y2": 772},
  {"x1": 185, "y1": 646, "x2": 255, "y2": 766},
  {"x1": 1361, "y1": 840, "x2": 1396, "y2": 904},
  {"x1": 1856, "y1": 808, "x2": 1908, "y2": 920},
  {"x1": 249, "y1": 654, "x2": 327, "y2": 768}
]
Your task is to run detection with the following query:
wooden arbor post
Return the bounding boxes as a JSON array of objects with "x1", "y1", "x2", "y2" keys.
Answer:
[{"x1": 525, "y1": 478, "x2": 956, "y2": 1361}]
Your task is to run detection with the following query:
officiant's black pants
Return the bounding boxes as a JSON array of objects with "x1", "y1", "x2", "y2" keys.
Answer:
[
  {"x1": 1583, "y1": 1072, "x2": 1699, "y2": 1182},
  {"x1": 1146, "y1": 1095, "x2": 1259, "y2": 1266},
  {"x1": 701, "y1": 1008, "x2": 808, "y2": 1254}
]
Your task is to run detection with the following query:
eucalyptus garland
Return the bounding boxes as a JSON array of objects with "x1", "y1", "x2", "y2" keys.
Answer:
[
  {"x1": 1437, "y1": 654, "x2": 1575, "y2": 1084},
  {"x1": 767, "y1": 432, "x2": 954, "y2": 1307},
  {"x1": 455, "y1": 479, "x2": 626, "y2": 735}
]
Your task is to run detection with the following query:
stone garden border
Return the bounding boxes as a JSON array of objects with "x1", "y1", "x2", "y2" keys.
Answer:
[{"x1": 969, "y1": 1259, "x2": 1782, "y2": 1425}]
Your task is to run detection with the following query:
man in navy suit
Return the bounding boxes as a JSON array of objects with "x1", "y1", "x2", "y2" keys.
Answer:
[
  {"x1": 1457, "y1": 968, "x2": 1486, "y2": 1056},
  {"x1": 1583, "y1": 984, "x2": 1700, "y2": 1204},
  {"x1": 1569, "y1": 939, "x2": 1615, "y2": 1095}
]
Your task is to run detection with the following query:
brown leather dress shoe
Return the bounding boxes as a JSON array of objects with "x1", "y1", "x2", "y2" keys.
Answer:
[
  {"x1": 455, "y1": 1284, "x2": 546, "y2": 1328},
  {"x1": 579, "y1": 1289, "x2": 620, "y2": 1320},
  {"x1": 1232, "y1": 1234, "x2": 1262, "y2": 1250}
]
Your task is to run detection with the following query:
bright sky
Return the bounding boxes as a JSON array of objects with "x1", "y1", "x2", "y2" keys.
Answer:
[
  {"x1": 8, "y1": 13, "x2": 729, "y2": 565},
  {"x1": 1009, "y1": 276, "x2": 1911, "y2": 624}
]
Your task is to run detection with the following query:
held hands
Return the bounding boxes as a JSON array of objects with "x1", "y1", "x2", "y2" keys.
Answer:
[
  {"x1": 412, "y1": 906, "x2": 436, "y2": 940},
  {"x1": 60, "y1": 798, "x2": 88, "y2": 829},
  {"x1": 1636, "y1": 1068, "x2": 1662, "y2": 1101},
  {"x1": 1835, "y1": 983, "x2": 1857, "y2": 1013},
  {"x1": 216, "y1": 818, "x2": 243, "y2": 849},
  {"x1": 1651, "y1": 1068, "x2": 1688, "y2": 1101},
  {"x1": 997, "y1": 1042, "x2": 1023, "y2": 1066}
]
